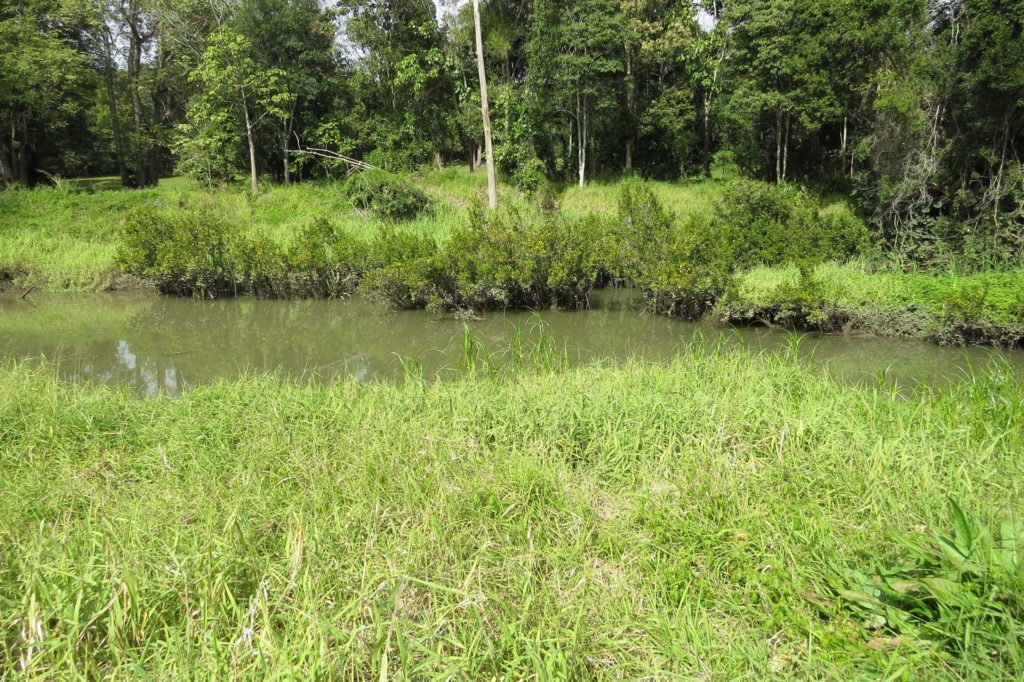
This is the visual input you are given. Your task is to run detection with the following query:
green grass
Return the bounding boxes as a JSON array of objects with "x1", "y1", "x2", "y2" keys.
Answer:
[
  {"x1": 726, "y1": 262, "x2": 1024, "y2": 336},
  {"x1": 0, "y1": 170, "x2": 727, "y2": 292},
  {"x1": 560, "y1": 177, "x2": 728, "y2": 222},
  {"x1": 1, "y1": 344, "x2": 1023, "y2": 679},
  {"x1": 0, "y1": 170, "x2": 492, "y2": 291}
]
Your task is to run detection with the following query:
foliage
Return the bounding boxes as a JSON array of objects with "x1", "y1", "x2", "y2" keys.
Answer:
[
  {"x1": 615, "y1": 179, "x2": 870, "y2": 318},
  {"x1": 367, "y1": 203, "x2": 602, "y2": 312},
  {"x1": 116, "y1": 207, "x2": 245, "y2": 297},
  {"x1": 345, "y1": 170, "x2": 430, "y2": 221},
  {"x1": 512, "y1": 157, "x2": 547, "y2": 193},
  {"x1": 831, "y1": 500, "x2": 1024, "y2": 664}
]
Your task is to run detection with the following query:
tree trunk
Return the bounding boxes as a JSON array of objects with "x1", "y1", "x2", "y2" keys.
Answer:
[
  {"x1": 100, "y1": 28, "x2": 129, "y2": 186},
  {"x1": 577, "y1": 93, "x2": 587, "y2": 188},
  {"x1": 0, "y1": 137, "x2": 15, "y2": 187},
  {"x1": 283, "y1": 140, "x2": 291, "y2": 185},
  {"x1": 775, "y1": 107, "x2": 782, "y2": 183},
  {"x1": 242, "y1": 97, "x2": 259, "y2": 194},
  {"x1": 624, "y1": 37, "x2": 635, "y2": 173},
  {"x1": 473, "y1": 0, "x2": 497, "y2": 209},
  {"x1": 703, "y1": 94, "x2": 713, "y2": 179},
  {"x1": 782, "y1": 114, "x2": 790, "y2": 182},
  {"x1": 16, "y1": 140, "x2": 31, "y2": 186},
  {"x1": 125, "y1": 2, "x2": 151, "y2": 187}
]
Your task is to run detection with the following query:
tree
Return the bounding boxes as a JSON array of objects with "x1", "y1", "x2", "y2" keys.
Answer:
[
  {"x1": 234, "y1": 0, "x2": 339, "y2": 184},
  {"x1": 472, "y1": 0, "x2": 497, "y2": 208},
  {"x1": 340, "y1": 0, "x2": 457, "y2": 169},
  {"x1": 188, "y1": 27, "x2": 291, "y2": 193},
  {"x1": 0, "y1": 0, "x2": 93, "y2": 187},
  {"x1": 687, "y1": 4, "x2": 728, "y2": 178},
  {"x1": 531, "y1": 0, "x2": 623, "y2": 187}
]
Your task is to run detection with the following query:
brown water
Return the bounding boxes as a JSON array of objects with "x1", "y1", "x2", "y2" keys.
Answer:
[{"x1": 1, "y1": 289, "x2": 1021, "y2": 396}]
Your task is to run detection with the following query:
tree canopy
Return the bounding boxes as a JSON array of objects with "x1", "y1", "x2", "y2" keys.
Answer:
[{"x1": 2, "y1": 0, "x2": 1022, "y2": 262}]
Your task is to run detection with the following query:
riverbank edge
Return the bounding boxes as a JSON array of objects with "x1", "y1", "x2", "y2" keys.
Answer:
[
  {"x1": 714, "y1": 302, "x2": 1024, "y2": 349},
  {"x1": 4, "y1": 263, "x2": 1023, "y2": 350}
]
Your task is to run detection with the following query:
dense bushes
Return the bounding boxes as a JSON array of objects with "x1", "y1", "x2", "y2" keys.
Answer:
[
  {"x1": 366, "y1": 205, "x2": 604, "y2": 311},
  {"x1": 622, "y1": 179, "x2": 871, "y2": 317},
  {"x1": 116, "y1": 201, "x2": 606, "y2": 311},
  {"x1": 117, "y1": 179, "x2": 872, "y2": 315},
  {"x1": 345, "y1": 170, "x2": 429, "y2": 221},
  {"x1": 117, "y1": 208, "x2": 241, "y2": 297},
  {"x1": 116, "y1": 209, "x2": 434, "y2": 298}
]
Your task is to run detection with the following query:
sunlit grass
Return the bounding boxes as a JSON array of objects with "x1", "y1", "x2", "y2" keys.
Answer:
[
  {"x1": 1, "y1": 343, "x2": 1022, "y2": 678},
  {"x1": 0, "y1": 170, "x2": 725, "y2": 291}
]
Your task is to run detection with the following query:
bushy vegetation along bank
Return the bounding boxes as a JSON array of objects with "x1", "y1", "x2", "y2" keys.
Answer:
[
  {"x1": 3, "y1": 170, "x2": 1022, "y2": 346},
  {"x1": 2, "y1": 346, "x2": 1022, "y2": 679}
]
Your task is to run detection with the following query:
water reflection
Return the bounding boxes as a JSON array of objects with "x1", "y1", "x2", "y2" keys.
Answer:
[{"x1": 1, "y1": 289, "x2": 1021, "y2": 396}]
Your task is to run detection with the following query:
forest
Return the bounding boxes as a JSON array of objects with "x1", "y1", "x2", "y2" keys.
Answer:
[
  {"x1": 2, "y1": 0, "x2": 1022, "y2": 267},
  {"x1": 2, "y1": 1, "x2": 1024, "y2": 679}
]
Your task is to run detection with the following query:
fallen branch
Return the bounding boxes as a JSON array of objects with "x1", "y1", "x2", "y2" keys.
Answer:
[{"x1": 288, "y1": 136, "x2": 375, "y2": 176}]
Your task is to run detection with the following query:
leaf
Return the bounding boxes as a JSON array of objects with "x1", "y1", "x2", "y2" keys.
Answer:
[
  {"x1": 948, "y1": 498, "x2": 974, "y2": 552},
  {"x1": 920, "y1": 576, "x2": 974, "y2": 609}
]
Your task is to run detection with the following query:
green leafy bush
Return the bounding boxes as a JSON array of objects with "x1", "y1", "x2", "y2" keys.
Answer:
[
  {"x1": 118, "y1": 210, "x2": 372, "y2": 299},
  {"x1": 713, "y1": 180, "x2": 867, "y2": 268},
  {"x1": 614, "y1": 179, "x2": 675, "y2": 282},
  {"x1": 117, "y1": 208, "x2": 242, "y2": 297},
  {"x1": 513, "y1": 157, "x2": 547, "y2": 193},
  {"x1": 285, "y1": 218, "x2": 368, "y2": 297},
  {"x1": 366, "y1": 205, "x2": 601, "y2": 312},
  {"x1": 617, "y1": 180, "x2": 872, "y2": 318},
  {"x1": 345, "y1": 170, "x2": 429, "y2": 221}
]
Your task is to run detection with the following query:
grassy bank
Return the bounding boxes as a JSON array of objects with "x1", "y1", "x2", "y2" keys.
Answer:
[
  {"x1": 2, "y1": 171, "x2": 1022, "y2": 347},
  {"x1": 0, "y1": 170, "x2": 722, "y2": 292},
  {"x1": 0, "y1": 171, "x2": 482, "y2": 290},
  {"x1": 1, "y1": 346, "x2": 1022, "y2": 678},
  {"x1": 723, "y1": 262, "x2": 1024, "y2": 347}
]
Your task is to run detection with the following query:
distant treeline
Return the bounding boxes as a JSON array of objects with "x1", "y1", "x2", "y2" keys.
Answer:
[{"x1": 1, "y1": 0, "x2": 1022, "y2": 262}]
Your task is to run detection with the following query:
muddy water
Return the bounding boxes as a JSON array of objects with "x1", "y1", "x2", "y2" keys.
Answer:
[{"x1": 1, "y1": 289, "x2": 1021, "y2": 396}]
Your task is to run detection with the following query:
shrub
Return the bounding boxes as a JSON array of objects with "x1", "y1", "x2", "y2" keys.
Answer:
[
  {"x1": 817, "y1": 203, "x2": 873, "y2": 260},
  {"x1": 513, "y1": 157, "x2": 548, "y2": 193},
  {"x1": 714, "y1": 180, "x2": 870, "y2": 269},
  {"x1": 232, "y1": 232, "x2": 288, "y2": 297},
  {"x1": 365, "y1": 205, "x2": 601, "y2": 312},
  {"x1": 611, "y1": 179, "x2": 870, "y2": 319},
  {"x1": 286, "y1": 218, "x2": 368, "y2": 297},
  {"x1": 117, "y1": 208, "x2": 240, "y2": 297},
  {"x1": 367, "y1": 225, "x2": 436, "y2": 270},
  {"x1": 345, "y1": 170, "x2": 429, "y2": 221},
  {"x1": 614, "y1": 180, "x2": 675, "y2": 282}
]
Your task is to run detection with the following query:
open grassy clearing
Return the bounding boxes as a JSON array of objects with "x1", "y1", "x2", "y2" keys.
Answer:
[{"x1": 1, "y1": 344, "x2": 1022, "y2": 679}]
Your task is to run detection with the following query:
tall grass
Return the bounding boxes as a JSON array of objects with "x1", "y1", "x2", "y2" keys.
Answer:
[{"x1": 1, "y1": 343, "x2": 1022, "y2": 679}]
